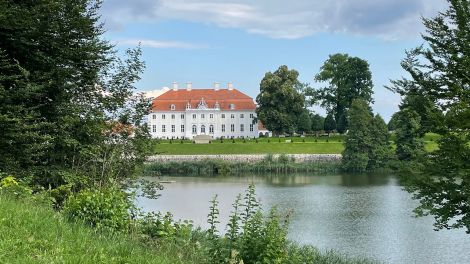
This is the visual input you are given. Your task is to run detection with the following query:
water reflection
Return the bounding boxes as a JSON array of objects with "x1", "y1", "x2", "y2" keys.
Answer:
[{"x1": 136, "y1": 173, "x2": 470, "y2": 264}]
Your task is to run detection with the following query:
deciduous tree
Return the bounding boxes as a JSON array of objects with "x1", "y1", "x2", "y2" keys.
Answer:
[
  {"x1": 314, "y1": 54, "x2": 373, "y2": 133},
  {"x1": 256, "y1": 65, "x2": 305, "y2": 135}
]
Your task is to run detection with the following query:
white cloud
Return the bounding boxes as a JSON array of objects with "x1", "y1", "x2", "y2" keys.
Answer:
[
  {"x1": 142, "y1": 87, "x2": 170, "y2": 99},
  {"x1": 119, "y1": 39, "x2": 207, "y2": 49},
  {"x1": 101, "y1": 0, "x2": 448, "y2": 40}
]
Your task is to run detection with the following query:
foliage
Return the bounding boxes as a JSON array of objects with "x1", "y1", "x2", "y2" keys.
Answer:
[
  {"x1": 394, "y1": 108, "x2": 425, "y2": 161},
  {"x1": 0, "y1": 0, "x2": 150, "y2": 190},
  {"x1": 295, "y1": 109, "x2": 312, "y2": 134},
  {"x1": 406, "y1": 133, "x2": 470, "y2": 232},
  {"x1": 388, "y1": 0, "x2": 470, "y2": 232},
  {"x1": 310, "y1": 113, "x2": 325, "y2": 134},
  {"x1": 0, "y1": 194, "x2": 187, "y2": 264},
  {"x1": 205, "y1": 184, "x2": 290, "y2": 264},
  {"x1": 342, "y1": 99, "x2": 393, "y2": 172},
  {"x1": 63, "y1": 187, "x2": 132, "y2": 231},
  {"x1": 312, "y1": 53, "x2": 373, "y2": 132},
  {"x1": 324, "y1": 113, "x2": 336, "y2": 134},
  {"x1": 0, "y1": 175, "x2": 32, "y2": 198},
  {"x1": 387, "y1": 112, "x2": 400, "y2": 131},
  {"x1": 256, "y1": 65, "x2": 306, "y2": 135}
]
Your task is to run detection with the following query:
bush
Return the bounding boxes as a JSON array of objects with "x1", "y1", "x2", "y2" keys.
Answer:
[
  {"x1": 63, "y1": 187, "x2": 132, "y2": 231},
  {"x1": 0, "y1": 176, "x2": 32, "y2": 198},
  {"x1": 49, "y1": 184, "x2": 72, "y2": 209}
]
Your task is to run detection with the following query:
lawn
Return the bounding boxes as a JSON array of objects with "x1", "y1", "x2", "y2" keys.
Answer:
[{"x1": 153, "y1": 134, "x2": 439, "y2": 155}]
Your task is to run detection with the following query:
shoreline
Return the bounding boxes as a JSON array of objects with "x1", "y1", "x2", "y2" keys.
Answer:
[{"x1": 147, "y1": 154, "x2": 342, "y2": 164}]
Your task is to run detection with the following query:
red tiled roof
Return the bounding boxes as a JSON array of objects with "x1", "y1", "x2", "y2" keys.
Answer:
[{"x1": 151, "y1": 88, "x2": 256, "y2": 111}]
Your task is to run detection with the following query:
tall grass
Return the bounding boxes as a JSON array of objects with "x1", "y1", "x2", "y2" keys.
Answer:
[{"x1": 0, "y1": 195, "x2": 183, "y2": 264}]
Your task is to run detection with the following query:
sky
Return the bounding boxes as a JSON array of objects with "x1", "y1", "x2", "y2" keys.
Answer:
[{"x1": 99, "y1": 0, "x2": 448, "y2": 121}]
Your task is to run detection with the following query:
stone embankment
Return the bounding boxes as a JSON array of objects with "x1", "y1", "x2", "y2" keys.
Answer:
[{"x1": 147, "y1": 154, "x2": 341, "y2": 164}]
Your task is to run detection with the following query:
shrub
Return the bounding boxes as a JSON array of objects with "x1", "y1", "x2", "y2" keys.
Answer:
[
  {"x1": 63, "y1": 187, "x2": 132, "y2": 231},
  {"x1": 49, "y1": 184, "x2": 72, "y2": 209},
  {"x1": 0, "y1": 176, "x2": 32, "y2": 198}
]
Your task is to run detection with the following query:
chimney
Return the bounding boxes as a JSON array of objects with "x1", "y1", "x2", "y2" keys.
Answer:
[
  {"x1": 214, "y1": 82, "x2": 220, "y2": 91},
  {"x1": 172, "y1": 81, "x2": 178, "y2": 91},
  {"x1": 186, "y1": 82, "x2": 192, "y2": 91},
  {"x1": 227, "y1": 82, "x2": 234, "y2": 90}
]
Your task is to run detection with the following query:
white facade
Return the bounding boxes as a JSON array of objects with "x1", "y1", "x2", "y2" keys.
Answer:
[
  {"x1": 148, "y1": 108, "x2": 258, "y2": 139},
  {"x1": 148, "y1": 85, "x2": 259, "y2": 139}
]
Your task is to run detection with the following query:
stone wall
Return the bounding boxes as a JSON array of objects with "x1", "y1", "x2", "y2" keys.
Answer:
[{"x1": 147, "y1": 154, "x2": 342, "y2": 164}]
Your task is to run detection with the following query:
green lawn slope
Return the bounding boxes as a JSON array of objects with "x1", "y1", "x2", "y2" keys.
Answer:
[{"x1": 0, "y1": 196, "x2": 180, "y2": 264}]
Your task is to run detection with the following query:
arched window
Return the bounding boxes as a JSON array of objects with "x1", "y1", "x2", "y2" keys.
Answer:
[
  {"x1": 229, "y1": 103, "x2": 235, "y2": 109},
  {"x1": 192, "y1": 125, "x2": 197, "y2": 134},
  {"x1": 186, "y1": 102, "x2": 191, "y2": 109},
  {"x1": 209, "y1": 125, "x2": 214, "y2": 133},
  {"x1": 201, "y1": 125, "x2": 206, "y2": 134},
  {"x1": 170, "y1": 104, "x2": 176, "y2": 110}
]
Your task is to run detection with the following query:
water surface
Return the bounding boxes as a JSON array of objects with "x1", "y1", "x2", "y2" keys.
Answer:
[{"x1": 137, "y1": 173, "x2": 470, "y2": 264}]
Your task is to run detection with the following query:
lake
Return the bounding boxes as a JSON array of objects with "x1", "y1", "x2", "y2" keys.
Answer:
[{"x1": 136, "y1": 173, "x2": 470, "y2": 264}]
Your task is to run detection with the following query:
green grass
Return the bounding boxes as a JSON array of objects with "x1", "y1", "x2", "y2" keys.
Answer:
[
  {"x1": 153, "y1": 134, "x2": 439, "y2": 155},
  {"x1": 0, "y1": 195, "x2": 182, "y2": 264}
]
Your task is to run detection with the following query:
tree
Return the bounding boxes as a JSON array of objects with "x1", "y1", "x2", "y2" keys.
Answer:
[
  {"x1": 387, "y1": 112, "x2": 400, "y2": 131},
  {"x1": 295, "y1": 109, "x2": 312, "y2": 134},
  {"x1": 313, "y1": 53, "x2": 373, "y2": 133},
  {"x1": 368, "y1": 114, "x2": 394, "y2": 170},
  {"x1": 0, "y1": 0, "x2": 149, "y2": 188},
  {"x1": 310, "y1": 114, "x2": 325, "y2": 136},
  {"x1": 341, "y1": 100, "x2": 373, "y2": 172},
  {"x1": 394, "y1": 108, "x2": 425, "y2": 161},
  {"x1": 388, "y1": 0, "x2": 470, "y2": 232},
  {"x1": 256, "y1": 65, "x2": 305, "y2": 135},
  {"x1": 323, "y1": 113, "x2": 336, "y2": 135},
  {"x1": 342, "y1": 99, "x2": 392, "y2": 172},
  {"x1": 336, "y1": 111, "x2": 348, "y2": 134}
]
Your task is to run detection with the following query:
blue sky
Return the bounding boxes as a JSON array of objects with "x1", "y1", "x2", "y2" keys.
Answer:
[{"x1": 100, "y1": 0, "x2": 448, "y2": 121}]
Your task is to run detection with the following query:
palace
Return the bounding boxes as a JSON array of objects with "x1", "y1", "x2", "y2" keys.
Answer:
[{"x1": 148, "y1": 82, "x2": 259, "y2": 139}]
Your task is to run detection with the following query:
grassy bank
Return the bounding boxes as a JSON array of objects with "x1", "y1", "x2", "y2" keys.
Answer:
[
  {"x1": 0, "y1": 195, "x2": 184, "y2": 264},
  {"x1": 153, "y1": 134, "x2": 439, "y2": 155},
  {"x1": 144, "y1": 156, "x2": 341, "y2": 176},
  {"x1": 0, "y1": 193, "x2": 375, "y2": 264}
]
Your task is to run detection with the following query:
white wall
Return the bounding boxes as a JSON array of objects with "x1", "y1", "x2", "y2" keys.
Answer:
[{"x1": 148, "y1": 109, "x2": 258, "y2": 139}]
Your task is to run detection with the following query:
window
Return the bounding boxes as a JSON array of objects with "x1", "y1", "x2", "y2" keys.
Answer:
[
  {"x1": 240, "y1": 124, "x2": 244, "y2": 132},
  {"x1": 209, "y1": 125, "x2": 214, "y2": 133},
  {"x1": 186, "y1": 103, "x2": 191, "y2": 109},
  {"x1": 201, "y1": 114, "x2": 205, "y2": 119},
  {"x1": 171, "y1": 114, "x2": 175, "y2": 119},
  {"x1": 181, "y1": 125, "x2": 185, "y2": 132},
  {"x1": 201, "y1": 125, "x2": 206, "y2": 133},
  {"x1": 250, "y1": 113, "x2": 254, "y2": 118},
  {"x1": 250, "y1": 124, "x2": 254, "y2": 132},
  {"x1": 170, "y1": 104, "x2": 176, "y2": 110},
  {"x1": 221, "y1": 114, "x2": 225, "y2": 118},
  {"x1": 152, "y1": 125, "x2": 156, "y2": 132},
  {"x1": 222, "y1": 124, "x2": 225, "y2": 132},
  {"x1": 210, "y1": 114, "x2": 213, "y2": 119},
  {"x1": 192, "y1": 125, "x2": 197, "y2": 134},
  {"x1": 231, "y1": 124, "x2": 235, "y2": 132},
  {"x1": 181, "y1": 114, "x2": 185, "y2": 119},
  {"x1": 171, "y1": 125, "x2": 175, "y2": 132},
  {"x1": 231, "y1": 114, "x2": 234, "y2": 119},
  {"x1": 152, "y1": 114, "x2": 156, "y2": 120},
  {"x1": 192, "y1": 114, "x2": 196, "y2": 119},
  {"x1": 240, "y1": 114, "x2": 244, "y2": 118},
  {"x1": 162, "y1": 125, "x2": 166, "y2": 132},
  {"x1": 162, "y1": 114, "x2": 166, "y2": 119},
  {"x1": 230, "y1": 104, "x2": 235, "y2": 109}
]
